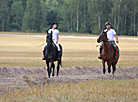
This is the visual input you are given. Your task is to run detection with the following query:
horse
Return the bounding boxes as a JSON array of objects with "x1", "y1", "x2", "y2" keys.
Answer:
[
  {"x1": 97, "y1": 30, "x2": 119, "y2": 76},
  {"x1": 45, "y1": 30, "x2": 62, "y2": 78}
]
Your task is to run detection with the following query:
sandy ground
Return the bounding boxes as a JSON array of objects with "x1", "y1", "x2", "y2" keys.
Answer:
[{"x1": 0, "y1": 66, "x2": 138, "y2": 94}]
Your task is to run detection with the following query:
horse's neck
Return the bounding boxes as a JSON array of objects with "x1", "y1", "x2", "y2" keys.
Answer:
[
  {"x1": 47, "y1": 45, "x2": 53, "y2": 53},
  {"x1": 103, "y1": 41, "x2": 110, "y2": 53}
]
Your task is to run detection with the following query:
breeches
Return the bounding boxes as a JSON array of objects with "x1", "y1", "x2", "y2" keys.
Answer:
[{"x1": 100, "y1": 41, "x2": 117, "y2": 50}]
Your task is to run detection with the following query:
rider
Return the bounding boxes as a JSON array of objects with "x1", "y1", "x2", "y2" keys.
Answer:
[
  {"x1": 42, "y1": 22, "x2": 61, "y2": 60},
  {"x1": 98, "y1": 22, "x2": 119, "y2": 59}
]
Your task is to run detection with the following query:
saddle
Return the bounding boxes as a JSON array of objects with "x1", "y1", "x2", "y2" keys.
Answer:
[{"x1": 109, "y1": 43, "x2": 119, "y2": 55}]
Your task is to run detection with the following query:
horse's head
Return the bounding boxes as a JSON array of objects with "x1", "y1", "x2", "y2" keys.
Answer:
[
  {"x1": 46, "y1": 30, "x2": 53, "y2": 47},
  {"x1": 97, "y1": 30, "x2": 108, "y2": 43}
]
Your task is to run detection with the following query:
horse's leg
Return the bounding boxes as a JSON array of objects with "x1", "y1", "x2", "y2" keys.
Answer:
[
  {"x1": 107, "y1": 62, "x2": 111, "y2": 73},
  {"x1": 57, "y1": 60, "x2": 60, "y2": 76},
  {"x1": 52, "y1": 63, "x2": 55, "y2": 76},
  {"x1": 112, "y1": 59, "x2": 118, "y2": 76},
  {"x1": 46, "y1": 61, "x2": 49, "y2": 77},
  {"x1": 112, "y1": 62, "x2": 115, "y2": 76},
  {"x1": 102, "y1": 60, "x2": 106, "y2": 74},
  {"x1": 48, "y1": 61, "x2": 54, "y2": 78}
]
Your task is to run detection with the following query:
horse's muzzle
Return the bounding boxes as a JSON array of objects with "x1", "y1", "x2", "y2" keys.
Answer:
[{"x1": 97, "y1": 38, "x2": 101, "y2": 43}]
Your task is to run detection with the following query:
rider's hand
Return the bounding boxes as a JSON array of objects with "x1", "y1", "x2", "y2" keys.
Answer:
[{"x1": 116, "y1": 40, "x2": 119, "y2": 43}]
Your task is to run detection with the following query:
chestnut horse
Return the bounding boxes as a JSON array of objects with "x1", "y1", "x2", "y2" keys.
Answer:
[{"x1": 97, "y1": 31, "x2": 119, "y2": 76}]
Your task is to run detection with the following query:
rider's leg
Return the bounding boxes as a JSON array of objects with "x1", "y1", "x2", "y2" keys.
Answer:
[
  {"x1": 53, "y1": 41, "x2": 61, "y2": 60},
  {"x1": 98, "y1": 43, "x2": 103, "y2": 59},
  {"x1": 56, "y1": 43, "x2": 61, "y2": 60},
  {"x1": 111, "y1": 42, "x2": 117, "y2": 59},
  {"x1": 42, "y1": 44, "x2": 47, "y2": 60}
]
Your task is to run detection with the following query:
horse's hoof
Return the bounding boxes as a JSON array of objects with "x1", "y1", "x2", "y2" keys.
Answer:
[
  {"x1": 103, "y1": 69, "x2": 106, "y2": 74},
  {"x1": 112, "y1": 72, "x2": 114, "y2": 76},
  {"x1": 108, "y1": 70, "x2": 111, "y2": 73}
]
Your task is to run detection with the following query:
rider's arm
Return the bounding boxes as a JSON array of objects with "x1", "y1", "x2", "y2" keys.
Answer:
[{"x1": 114, "y1": 34, "x2": 119, "y2": 43}]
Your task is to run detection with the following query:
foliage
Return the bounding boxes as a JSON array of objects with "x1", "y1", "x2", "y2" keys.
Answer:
[{"x1": 0, "y1": 0, "x2": 138, "y2": 35}]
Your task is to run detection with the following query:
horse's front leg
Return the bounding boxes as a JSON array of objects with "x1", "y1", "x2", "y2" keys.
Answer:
[
  {"x1": 46, "y1": 61, "x2": 49, "y2": 77},
  {"x1": 52, "y1": 63, "x2": 55, "y2": 76},
  {"x1": 48, "y1": 61, "x2": 54, "y2": 78},
  {"x1": 102, "y1": 60, "x2": 106, "y2": 74},
  {"x1": 107, "y1": 62, "x2": 111, "y2": 73}
]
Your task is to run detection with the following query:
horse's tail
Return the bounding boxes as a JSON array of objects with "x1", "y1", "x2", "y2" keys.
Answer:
[{"x1": 59, "y1": 59, "x2": 63, "y2": 68}]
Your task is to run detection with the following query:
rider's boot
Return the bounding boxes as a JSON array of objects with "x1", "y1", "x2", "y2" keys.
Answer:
[
  {"x1": 113, "y1": 49, "x2": 117, "y2": 59},
  {"x1": 42, "y1": 45, "x2": 47, "y2": 60},
  {"x1": 42, "y1": 51, "x2": 46, "y2": 60},
  {"x1": 98, "y1": 48, "x2": 102, "y2": 59}
]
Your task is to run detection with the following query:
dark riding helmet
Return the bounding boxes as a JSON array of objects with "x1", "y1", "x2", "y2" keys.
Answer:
[
  {"x1": 52, "y1": 22, "x2": 58, "y2": 26},
  {"x1": 105, "y1": 22, "x2": 111, "y2": 26}
]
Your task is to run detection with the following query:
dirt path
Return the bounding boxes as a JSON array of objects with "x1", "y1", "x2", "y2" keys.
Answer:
[{"x1": 0, "y1": 66, "x2": 138, "y2": 91}]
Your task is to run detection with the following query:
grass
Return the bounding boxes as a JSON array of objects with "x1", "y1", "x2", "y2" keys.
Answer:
[
  {"x1": 1, "y1": 80, "x2": 138, "y2": 102},
  {"x1": 0, "y1": 32, "x2": 138, "y2": 101},
  {"x1": 0, "y1": 32, "x2": 138, "y2": 68}
]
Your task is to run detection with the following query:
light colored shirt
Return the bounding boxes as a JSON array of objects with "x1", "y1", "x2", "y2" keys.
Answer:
[
  {"x1": 104, "y1": 29, "x2": 116, "y2": 41},
  {"x1": 48, "y1": 29, "x2": 59, "y2": 42}
]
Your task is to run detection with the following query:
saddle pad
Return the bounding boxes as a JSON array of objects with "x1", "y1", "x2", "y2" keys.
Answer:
[
  {"x1": 112, "y1": 49, "x2": 119, "y2": 55},
  {"x1": 109, "y1": 43, "x2": 119, "y2": 55}
]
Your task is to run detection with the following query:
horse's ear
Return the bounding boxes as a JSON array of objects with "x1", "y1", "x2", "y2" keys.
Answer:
[
  {"x1": 103, "y1": 30, "x2": 108, "y2": 34},
  {"x1": 105, "y1": 29, "x2": 109, "y2": 34},
  {"x1": 47, "y1": 30, "x2": 49, "y2": 34}
]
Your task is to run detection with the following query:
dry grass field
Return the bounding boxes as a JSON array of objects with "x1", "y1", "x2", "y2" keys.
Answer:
[
  {"x1": 1, "y1": 80, "x2": 138, "y2": 102},
  {"x1": 0, "y1": 32, "x2": 138, "y2": 68},
  {"x1": 0, "y1": 32, "x2": 138, "y2": 101}
]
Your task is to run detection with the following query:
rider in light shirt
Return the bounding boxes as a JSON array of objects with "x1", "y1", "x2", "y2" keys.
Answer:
[
  {"x1": 42, "y1": 22, "x2": 60, "y2": 60},
  {"x1": 98, "y1": 22, "x2": 119, "y2": 59}
]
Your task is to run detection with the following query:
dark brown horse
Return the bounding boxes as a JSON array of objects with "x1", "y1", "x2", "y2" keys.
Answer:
[{"x1": 97, "y1": 30, "x2": 119, "y2": 76}]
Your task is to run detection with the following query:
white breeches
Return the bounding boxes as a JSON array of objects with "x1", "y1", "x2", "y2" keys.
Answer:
[{"x1": 43, "y1": 41, "x2": 60, "y2": 51}]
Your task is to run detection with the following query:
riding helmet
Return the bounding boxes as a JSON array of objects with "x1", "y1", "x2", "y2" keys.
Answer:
[
  {"x1": 52, "y1": 22, "x2": 58, "y2": 26},
  {"x1": 105, "y1": 22, "x2": 111, "y2": 26}
]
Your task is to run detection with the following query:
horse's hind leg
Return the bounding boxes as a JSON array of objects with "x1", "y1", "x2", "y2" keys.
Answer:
[
  {"x1": 102, "y1": 60, "x2": 106, "y2": 74},
  {"x1": 57, "y1": 60, "x2": 60, "y2": 76},
  {"x1": 52, "y1": 63, "x2": 55, "y2": 76},
  {"x1": 112, "y1": 62, "x2": 116, "y2": 76}
]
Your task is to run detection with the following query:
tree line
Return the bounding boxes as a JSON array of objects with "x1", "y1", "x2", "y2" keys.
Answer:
[{"x1": 0, "y1": 0, "x2": 138, "y2": 36}]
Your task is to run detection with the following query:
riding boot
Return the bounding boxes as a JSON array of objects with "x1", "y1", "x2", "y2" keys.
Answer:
[
  {"x1": 57, "y1": 51, "x2": 61, "y2": 60},
  {"x1": 113, "y1": 49, "x2": 117, "y2": 59},
  {"x1": 42, "y1": 51, "x2": 46, "y2": 60},
  {"x1": 98, "y1": 48, "x2": 102, "y2": 59}
]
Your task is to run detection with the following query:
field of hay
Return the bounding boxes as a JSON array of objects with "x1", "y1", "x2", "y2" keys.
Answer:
[
  {"x1": 0, "y1": 32, "x2": 138, "y2": 68},
  {"x1": 0, "y1": 32, "x2": 138, "y2": 101}
]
